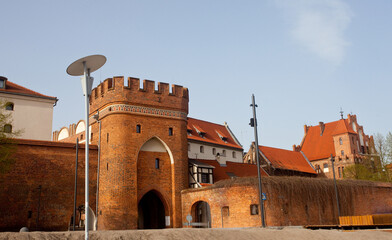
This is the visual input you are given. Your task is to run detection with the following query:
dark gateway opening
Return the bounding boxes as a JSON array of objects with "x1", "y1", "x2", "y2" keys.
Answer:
[{"x1": 138, "y1": 191, "x2": 165, "y2": 229}]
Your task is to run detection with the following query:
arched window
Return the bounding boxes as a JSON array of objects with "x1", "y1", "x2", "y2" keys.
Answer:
[
  {"x1": 200, "y1": 146, "x2": 204, "y2": 153},
  {"x1": 136, "y1": 124, "x2": 141, "y2": 133},
  {"x1": 212, "y1": 148, "x2": 216, "y2": 155},
  {"x1": 232, "y1": 151, "x2": 236, "y2": 158},
  {"x1": 339, "y1": 137, "x2": 343, "y2": 145},
  {"x1": 222, "y1": 150, "x2": 226, "y2": 157},
  {"x1": 341, "y1": 150, "x2": 344, "y2": 156},
  {"x1": 5, "y1": 102, "x2": 14, "y2": 111},
  {"x1": 4, "y1": 124, "x2": 12, "y2": 133},
  {"x1": 188, "y1": 143, "x2": 191, "y2": 152}
]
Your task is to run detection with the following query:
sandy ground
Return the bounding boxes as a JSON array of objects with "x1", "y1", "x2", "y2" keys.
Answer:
[{"x1": 1, "y1": 227, "x2": 391, "y2": 240}]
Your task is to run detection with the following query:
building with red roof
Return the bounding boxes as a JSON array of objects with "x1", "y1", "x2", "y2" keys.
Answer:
[
  {"x1": 187, "y1": 117, "x2": 245, "y2": 188},
  {"x1": 243, "y1": 143, "x2": 316, "y2": 177},
  {"x1": 187, "y1": 117, "x2": 243, "y2": 164},
  {"x1": 294, "y1": 114, "x2": 376, "y2": 179},
  {"x1": 0, "y1": 76, "x2": 57, "y2": 140}
]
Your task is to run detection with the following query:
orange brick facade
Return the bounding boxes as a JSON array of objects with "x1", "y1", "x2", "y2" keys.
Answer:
[
  {"x1": 88, "y1": 76, "x2": 189, "y2": 230},
  {"x1": 0, "y1": 139, "x2": 98, "y2": 231},
  {"x1": 182, "y1": 177, "x2": 392, "y2": 228}
]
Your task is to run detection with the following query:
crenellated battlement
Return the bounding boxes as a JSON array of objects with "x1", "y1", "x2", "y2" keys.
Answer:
[{"x1": 89, "y1": 76, "x2": 189, "y2": 116}]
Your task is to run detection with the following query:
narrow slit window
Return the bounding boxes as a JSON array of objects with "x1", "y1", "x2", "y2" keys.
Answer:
[
  {"x1": 169, "y1": 127, "x2": 173, "y2": 136},
  {"x1": 136, "y1": 124, "x2": 141, "y2": 133},
  {"x1": 155, "y1": 158, "x2": 160, "y2": 169}
]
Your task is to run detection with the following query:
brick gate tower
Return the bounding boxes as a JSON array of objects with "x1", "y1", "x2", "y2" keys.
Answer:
[{"x1": 89, "y1": 76, "x2": 189, "y2": 230}]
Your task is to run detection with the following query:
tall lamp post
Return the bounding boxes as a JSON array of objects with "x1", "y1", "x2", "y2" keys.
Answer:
[
  {"x1": 249, "y1": 94, "x2": 266, "y2": 228},
  {"x1": 93, "y1": 111, "x2": 101, "y2": 229},
  {"x1": 331, "y1": 154, "x2": 341, "y2": 220},
  {"x1": 67, "y1": 55, "x2": 106, "y2": 240}
]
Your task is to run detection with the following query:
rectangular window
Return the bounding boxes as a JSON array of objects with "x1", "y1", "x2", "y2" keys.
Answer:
[
  {"x1": 136, "y1": 125, "x2": 141, "y2": 133},
  {"x1": 155, "y1": 158, "x2": 160, "y2": 169},
  {"x1": 323, "y1": 163, "x2": 329, "y2": 173},
  {"x1": 169, "y1": 127, "x2": 173, "y2": 136},
  {"x1": 338, "y1": 167, "x2": 341, "y2": 178},
  {"x1": 250, "y1": 204, "x2": 259, "y2": 215},
  {"x1": 201, "y1": 173, "x2": 209, "y2": 183},
  {"x1": 0, "y1": 79, "x2": 4, "y2": 88}
]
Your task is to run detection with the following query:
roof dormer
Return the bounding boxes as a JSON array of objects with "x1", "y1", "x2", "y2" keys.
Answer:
[
  {"x1": 193, "y1": 125, "x2": 206, "y2": 138},
  {"x1": 216, "y1": 130, "x2": 228, "y2": 143}
]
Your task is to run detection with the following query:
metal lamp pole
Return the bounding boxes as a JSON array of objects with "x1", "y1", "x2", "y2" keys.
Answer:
[
  {"x1": 83, "y1": 61, "x2": 92, "y2": 239},
  {"x1": 67, "y1": 55, "x2": 106, "y2": 240},
  {"x1": 250, "y1": 94, "x2": 266, "y2": 228},
  {"x1": 331, "y1": 154, "x2": 341, "y2": 220},
  {"x1": 93, "y1": 111, "x2": 101, "y2": 229}
]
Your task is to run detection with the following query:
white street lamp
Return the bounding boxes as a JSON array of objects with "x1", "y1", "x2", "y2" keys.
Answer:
[{"x1": 66, "y1": 55, "x2": 106, "y2": 240}]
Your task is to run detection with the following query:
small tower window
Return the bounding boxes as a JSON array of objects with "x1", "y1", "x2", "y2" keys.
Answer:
[
  {"x1": 5, "y1": 102, "x2": 14, "y2": 111},
  {"x1": 341, "y1": 150, "x2": 344, "y2": 156},
  {"x1": 169, "y1": 127, "x2": 173, "y2": 136},
  {"x1": 200, "y1": 146, "x2": 204, "y2": 153},
  {"x1": 212, "y1": 148, "x2": 216, "y2": 155},
  {"x1": 4, "y1": 124, "x2": 12, "y2": 133},
  {"x1": 188, "y1": 143, "x2": 191, "y2": 151},
  {"x1": 339, "y1": 137, "x2": 343, "y2": 145},
  {"x1": 136, "y1": 124, "x2": 141, "y2": 133},
  {"x1": 222, "y1": 150, "x2": 226, "y2": 157},
  {"x1": 232, "y1": 151, "x2": 236, "y2": 158},
  {"x1": 155, "y1": 158, "x2": 160, "y2": 169}
]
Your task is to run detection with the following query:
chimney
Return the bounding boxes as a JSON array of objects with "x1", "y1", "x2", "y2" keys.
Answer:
[
  {"x1": 319, "y1": 122, "x2": 325, "y2": 136},
  {"x1": 304, "y1": 125, "x2": 309, "y2": 134},
  {"x1": 292, "y1": 145, "x2": 301, "y2": 152}
]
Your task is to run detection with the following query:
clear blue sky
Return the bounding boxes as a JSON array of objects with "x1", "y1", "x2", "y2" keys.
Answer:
[{"x1": 1, "y1": 0, "x2": 392, "y2": 151}]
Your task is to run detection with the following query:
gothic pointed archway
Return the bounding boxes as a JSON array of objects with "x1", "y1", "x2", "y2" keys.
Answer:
[{"x1": 138, "y1": 190, "x2": 166, "y2": 229}]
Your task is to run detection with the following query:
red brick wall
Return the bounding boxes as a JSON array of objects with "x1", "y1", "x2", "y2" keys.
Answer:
[
  {"x1": 0, "y1": 139, "x2": 98, "y2": 231},
  {"x1": 181, "y1": 177, "x2": 392, "y2": 228}
]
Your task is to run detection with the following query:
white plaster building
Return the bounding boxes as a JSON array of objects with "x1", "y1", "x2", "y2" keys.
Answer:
[
  {"x1": 187, "y1": 117, "x2": 243, "y2": 188},
  {"x1": 0, "y1": 76, "x2": 57, "y2": 141}
]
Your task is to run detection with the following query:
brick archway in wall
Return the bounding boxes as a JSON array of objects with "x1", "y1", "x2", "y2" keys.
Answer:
[
  {"x1": 191, "y1": 201, "x2": 211, "y2": 228},
  {"x1": 137, "y1": 137, "x2": 174, "y2": 228}
]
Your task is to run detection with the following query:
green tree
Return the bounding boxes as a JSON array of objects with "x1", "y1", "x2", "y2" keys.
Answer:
[{"x1": 0, "y1": 101, "x2": 21, "y2": 174}]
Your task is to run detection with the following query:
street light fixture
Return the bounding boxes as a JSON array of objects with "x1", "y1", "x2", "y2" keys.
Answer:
[{"x1": 66, "y1": 55, "x2": 106, "y2": 240}]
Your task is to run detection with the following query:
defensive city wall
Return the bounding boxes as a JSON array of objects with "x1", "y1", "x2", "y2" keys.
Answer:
[
  {"x1": 0, "y1": 139, "x2": 98, "y2": 231},
  {"x1": 182, "y1": 176, "x2": 392, "y2": 228}
]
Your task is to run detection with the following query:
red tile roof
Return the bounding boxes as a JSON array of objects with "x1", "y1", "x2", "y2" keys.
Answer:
[
  {"x1": 0, "y1": 79, "x2": 57, "y2": 101},
  {"x1": 259, "y1": 146, "x2": 316, "y2": 174},
  {"x1": 300, "y1": 119, "x2": 356, "y2": 161},
  {"x1": 187, "y1": 118, "x2": 242, "y2": 150},
  {"x1": 195, "y1": 159, "x2": 269, "y2": 182}
]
